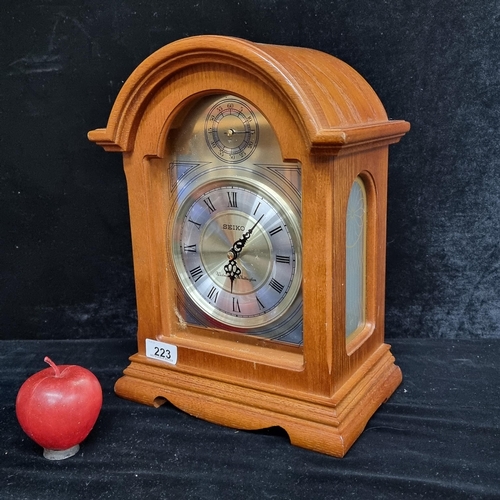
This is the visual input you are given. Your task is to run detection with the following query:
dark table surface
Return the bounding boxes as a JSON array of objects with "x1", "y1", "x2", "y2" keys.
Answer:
[{"x1": 1, "y1": 338, "x2": 499, "y2": 499}]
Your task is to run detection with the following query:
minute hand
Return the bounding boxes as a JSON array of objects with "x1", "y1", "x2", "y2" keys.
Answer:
[{"x1": 230, "y1": 214, "x2": 264, "y2": 258}]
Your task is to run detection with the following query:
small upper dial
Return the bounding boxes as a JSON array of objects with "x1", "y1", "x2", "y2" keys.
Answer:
[{"x1": 204, "y1": 97, "x2": 259, "y2": 163}]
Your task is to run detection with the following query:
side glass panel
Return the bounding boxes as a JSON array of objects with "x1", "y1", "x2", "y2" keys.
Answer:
[{"x1": 345, "y1": 177, "x2": 366, "y2": 339}]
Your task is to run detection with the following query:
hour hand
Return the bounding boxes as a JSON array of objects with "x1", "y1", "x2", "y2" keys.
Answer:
[{"x1": 224, "y1": 258, "x2": 241, "y2": 293}]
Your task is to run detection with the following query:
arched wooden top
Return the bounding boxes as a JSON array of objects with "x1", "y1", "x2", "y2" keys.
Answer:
[{"x1": 88, "y1": 35, "x2": 409, "y2": 153}]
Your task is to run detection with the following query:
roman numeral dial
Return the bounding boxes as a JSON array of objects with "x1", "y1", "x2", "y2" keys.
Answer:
[{"x1": 172, "y1": 179, "x2": 301, "y2": 331}]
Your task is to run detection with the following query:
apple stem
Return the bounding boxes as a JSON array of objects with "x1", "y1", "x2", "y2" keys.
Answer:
[{"x1": 44, "y1": 356, "x2": 61, "y2": 377}]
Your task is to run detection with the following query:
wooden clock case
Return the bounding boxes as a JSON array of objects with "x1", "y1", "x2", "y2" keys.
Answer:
[{"x1": 88, "y1": 35, "x2": 410, "y2": 457}]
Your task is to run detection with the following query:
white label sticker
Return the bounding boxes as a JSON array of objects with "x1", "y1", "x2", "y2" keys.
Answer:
[{"x1": 146, "y1": 339, "x2": 178, "y2": 365}]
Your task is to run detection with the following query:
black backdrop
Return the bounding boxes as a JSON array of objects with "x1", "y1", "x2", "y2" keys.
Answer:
[{"x1": 1, "y1": 0, "x2": 499, "y2": 341}]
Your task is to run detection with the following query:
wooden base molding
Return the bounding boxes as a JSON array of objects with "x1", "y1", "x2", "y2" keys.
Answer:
[{"x1": 115, "y1": 344, "x2": 401, "y2": 457}]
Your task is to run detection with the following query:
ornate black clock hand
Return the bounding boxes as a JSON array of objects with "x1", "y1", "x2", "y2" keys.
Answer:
[
  {"x1": 224, "y1": 214, "x2": 264, "y2": 292},
  {"x1": 224, "y1": 258, "x2": 241, "y2": 293},
  {"x1": 229, "y1": 214, "x2": 265, "y2": 259}
]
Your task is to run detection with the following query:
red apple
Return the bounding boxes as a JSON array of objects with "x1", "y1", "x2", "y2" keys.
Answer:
[{"x1": 16, "y1": 357, "x2": 102, "y2": 459}]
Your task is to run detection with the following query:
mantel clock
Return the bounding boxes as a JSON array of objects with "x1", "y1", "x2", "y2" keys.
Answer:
[{"x1": 88, "y1": 35, "x2": 410, "y2": 457}]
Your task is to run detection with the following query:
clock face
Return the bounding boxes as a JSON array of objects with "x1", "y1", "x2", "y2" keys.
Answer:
[
  {"x1": 173, "y1": 178, "x2": 300, "y2": 329},
  {"x1": 168, "y1": 95, "x2": 302, "y2": 343}
]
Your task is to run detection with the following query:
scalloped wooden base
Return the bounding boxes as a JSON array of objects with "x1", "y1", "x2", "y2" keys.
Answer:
[{"x1": 114, "y1": 344, "x2": 401, "y2": 458}]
